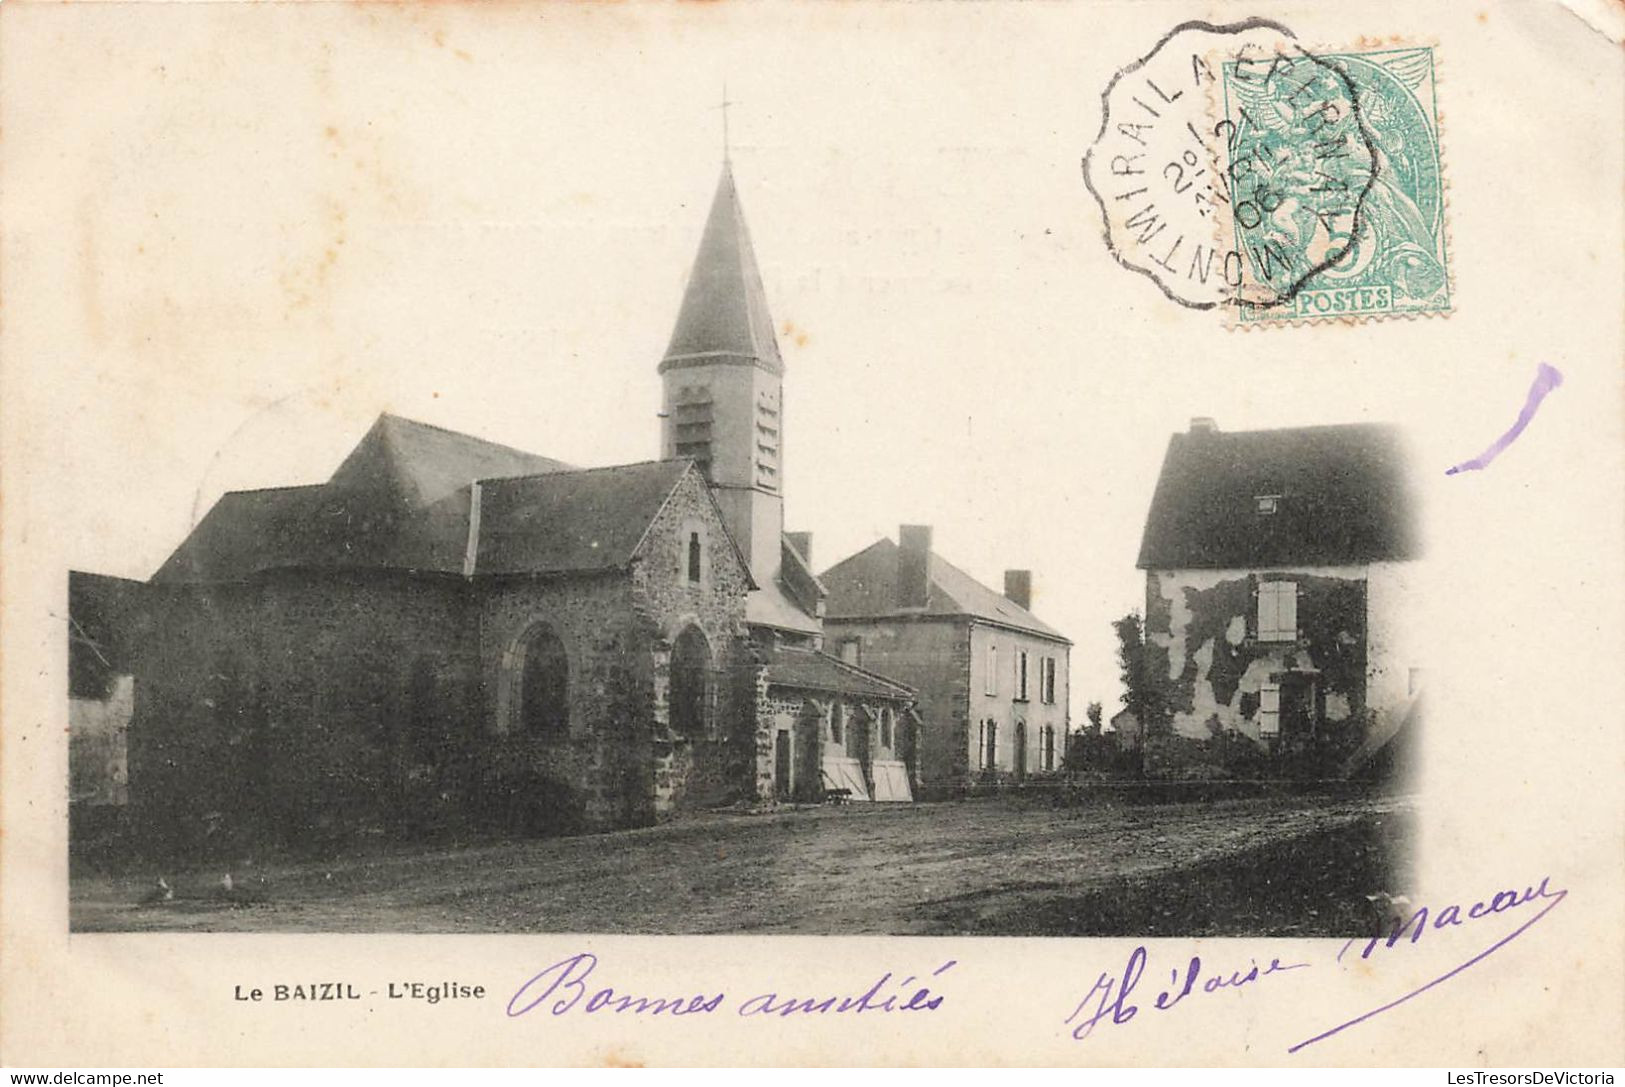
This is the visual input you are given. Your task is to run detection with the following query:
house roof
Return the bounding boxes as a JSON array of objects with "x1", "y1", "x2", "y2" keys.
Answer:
[
  {"x1": 658, "y1": 162, "x2": 784, "y2": 376},
  {"x1": 1136, "y1": 422, "x2": 1419, "y2": 570},
  {"x1": 819, "y1": 538, "x2": 1069, "y2": 642},
  {"x1": 762, "y1": 645, "x2": 915, "y2": 701},
  {"x1": 474, "y1": 460, "x2": 697, "y2": 576},
  {"x1": 153, "y1": 415, "x2": 731, "y2": 584}
]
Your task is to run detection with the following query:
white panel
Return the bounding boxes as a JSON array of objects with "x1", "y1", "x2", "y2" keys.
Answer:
[
  {"x1": 870, "y1": 760, "x2": 912, "y2": 802},
  {"x1": 821, "y1": 757, "x2": 871, "y2": 801},
  {"x1": 1260, "y1": 684, "x2": 1281, "y2": 735}
]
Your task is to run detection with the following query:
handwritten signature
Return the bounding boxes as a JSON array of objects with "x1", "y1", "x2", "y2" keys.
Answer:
[
  {"x1": 1065, "y1": 947, "x2": 1310, "y2": 1041},
  {"x1": 507, "y1": 952, "x2": 956, "y2": 1020},
  {"x1": 1296, "y1": 875, "x2": 1567, "y2": 1053},
  {"x1": 1063, "y1": 874, "x2": 1567, "y2": 1054}
]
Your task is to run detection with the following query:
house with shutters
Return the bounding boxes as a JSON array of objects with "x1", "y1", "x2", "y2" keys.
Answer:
[
  {"x1": 820, "y1": 526, "x2": 1072, "y2": 796},
  {"x1": 1134, "y1": 418, "x2": 1421, "y2": 773},
  {"x1": 68, "y1": 150, "x2": 922, "y2": 850}
]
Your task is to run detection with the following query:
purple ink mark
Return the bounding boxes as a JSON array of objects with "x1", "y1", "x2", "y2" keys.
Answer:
[
  {"x1": 1288, "y1": 881, "x2": 1568, "y2": 1054},
  {"x1": 1445, "y1": 363, "x2": 1564, "y2": 475}
]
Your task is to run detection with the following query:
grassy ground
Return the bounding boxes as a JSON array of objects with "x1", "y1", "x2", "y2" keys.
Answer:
[{"x1": 69, "y1": 791, "x2": 1415, "y2": 936}]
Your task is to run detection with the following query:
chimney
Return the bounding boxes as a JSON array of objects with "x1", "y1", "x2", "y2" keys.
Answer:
[
  {"x1": 1003, "y1": 569, "x2": 1032, "y2": 611},
  {"x1": 897, "y1": 525, "x2": 933, "y2": 609},
  {"x1": 786, "y1": 531, "x2": 812, "y2": 569},
  {"x1": 1189, "y1": 416, "x2": 1219, "y2": 435}
]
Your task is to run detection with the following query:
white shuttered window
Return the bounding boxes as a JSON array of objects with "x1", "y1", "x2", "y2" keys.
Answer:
[{"x1": 1258, "y1": 581, "x2": 1298, "y2": 642}]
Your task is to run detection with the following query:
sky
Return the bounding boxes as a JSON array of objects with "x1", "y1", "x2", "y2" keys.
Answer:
[{"x1": 8, "y1": 1, "x2": 1613, "y2": 722}]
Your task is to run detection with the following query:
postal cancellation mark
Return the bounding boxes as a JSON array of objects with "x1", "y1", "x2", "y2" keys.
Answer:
[{"x1": 1083, "y1": 20, "x2": 1450, "y2": 325}]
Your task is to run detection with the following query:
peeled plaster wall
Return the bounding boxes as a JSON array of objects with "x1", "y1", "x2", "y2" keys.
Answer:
[{"x1": 1144, "y1": 564, "x2": 1371, "y2": 743}]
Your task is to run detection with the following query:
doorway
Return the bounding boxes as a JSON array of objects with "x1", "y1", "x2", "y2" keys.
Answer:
[
  {"x1": 1279, "y1": 674, "x2": 1320, "y2": 740},
  {"x1": 775, "y1": 729, "x2": 792, "y2": 800}
]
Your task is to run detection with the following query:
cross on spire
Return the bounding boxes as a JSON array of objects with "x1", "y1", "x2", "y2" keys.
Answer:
[{"x1": 716, "y1": 83, "x2": 736, "y2": 163}]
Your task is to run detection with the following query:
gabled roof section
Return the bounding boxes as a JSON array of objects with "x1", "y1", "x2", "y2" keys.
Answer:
[
  {"x1": 154, "y1": 415, "x2": 578, "y2": 583},
  {"x1": 154, "y1": 484, "x2": 334, "y2": 582},
  {"x1": 820, "y1": 538, "x2": 1069, "y2": 643},
  {"x1": 746, "y1": 579, "x2": 823, "y2": 636},
  {"x1": 776, "y1": 533, "x2": 827, "y2": 621},
  {"x1": 659, "y1": 163, "x2": 784, "y2": 376},
  {"x1": 475, "y1": 460, "x2": 697, "y2": 577},
  {"x1": 763, "y1": 644, "x2": 916, "y2": 701},
  {"x1": 1135, "y1": 422, "x2": 1418, "y2": 570},
  {"x1": 329, "y1": 413, "x2": 573, "y2": 509}
]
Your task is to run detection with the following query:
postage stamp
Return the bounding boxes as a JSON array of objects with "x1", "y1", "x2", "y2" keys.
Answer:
[
  {"x1": 1082, "y1": 23, "x2": 1450, "y2": 325},
  {"x1": 1222, "y1": 45, "x2": 1450, "y2": 325}
]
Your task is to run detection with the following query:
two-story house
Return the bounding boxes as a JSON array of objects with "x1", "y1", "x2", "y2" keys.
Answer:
[
  {"x1": 1135, "y1": 418, "x2": 1420, "y2": 774},
  {"x1": 820, "y1": 526, "x2": 1071, "y2": 795}
]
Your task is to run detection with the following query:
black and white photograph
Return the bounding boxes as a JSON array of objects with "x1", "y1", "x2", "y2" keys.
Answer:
[
  {"x1": 4, "y1": 0, "x2": 1622, "y2": 1071},
  {"x1": 64, "y1": 148, "x2": 1423, "y2": 937}
]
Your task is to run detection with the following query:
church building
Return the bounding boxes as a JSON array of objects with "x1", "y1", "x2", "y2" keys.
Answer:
[{"x1": 69, "y1": 156, "x2": 921, "y2": 850}]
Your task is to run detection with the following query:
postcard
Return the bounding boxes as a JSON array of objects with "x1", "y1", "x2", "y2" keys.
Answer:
[{"x1": 1, "y1": 0, "x2": 1621, "y2": 1068}]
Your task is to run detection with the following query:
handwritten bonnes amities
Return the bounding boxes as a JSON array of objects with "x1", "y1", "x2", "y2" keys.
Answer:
[{"x1": 507, "y1": 955, "x2": 957, "y2": 1019}]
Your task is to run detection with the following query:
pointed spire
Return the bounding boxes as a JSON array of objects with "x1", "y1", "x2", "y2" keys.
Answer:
[{"x1": 659, "y1": 162, "x2": 784, "y2": 375}]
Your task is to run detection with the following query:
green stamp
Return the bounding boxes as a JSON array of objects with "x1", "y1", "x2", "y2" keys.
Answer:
[{"x1": 1221, "y1": 46, "x2": 1449, "y2": 323}]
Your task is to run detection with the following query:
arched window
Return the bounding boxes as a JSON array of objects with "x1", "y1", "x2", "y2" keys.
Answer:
[
  {"x1": 688, "y1": 533, "x2": 705, "y2": 584},
  {"x1": 669, "y1": 625, "x2": 713, "y2": 739},
  {"x1": 515, "y1": 624, "x2": 569, "y2": 735},
  {"x1": 678, "y1": 520, "x2": 708, "y2": 587}
]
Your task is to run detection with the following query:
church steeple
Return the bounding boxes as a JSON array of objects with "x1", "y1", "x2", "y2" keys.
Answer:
[
  {"x1": 659, "y1": 163, "x2": 784, "y2": 376},
  {"x1": 659, "y1": 159, "x2": 786, "y2": 598}
]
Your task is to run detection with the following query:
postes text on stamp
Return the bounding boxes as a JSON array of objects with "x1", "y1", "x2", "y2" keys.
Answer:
[{"x1": 1223, "y1": 45, "x2": 1449, "y2": 324}]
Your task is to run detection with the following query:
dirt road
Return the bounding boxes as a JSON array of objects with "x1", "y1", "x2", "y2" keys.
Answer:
[{"x1": 70, "y1": 791, "x2": 1415, "y2": 935}]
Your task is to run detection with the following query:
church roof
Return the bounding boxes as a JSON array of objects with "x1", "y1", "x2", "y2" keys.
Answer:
[
  {"x1": 659, "y1": 163, "x2": 784, "y2": 375},
  {"x1": 152, "y1": 416, "x2": 733, "y2": 584},
  {"x1": 746, "y1": 578, "x2": 824, "y2": 636},
  {"x1": 762, "y1": 645, "x2": 915, "y2": 701},
  {"x1": 475, "y1": 460, "x2": 698, "y2": 576},
  {"x1": 1136, "y1": 422, "x2": 1418, "y2": 570},
  {"x1": 330, "y1": 413, "x2": 573, "y2": 509},
  {"x1": 820, "y1": 539, "x2": 1069, "y2": 643}
]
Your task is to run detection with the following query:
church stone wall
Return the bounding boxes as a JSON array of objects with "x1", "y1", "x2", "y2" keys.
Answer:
[
  {"x1": 128, "y1": 572, "x2": 475, "y2": 855},
  {"x1": 476, "y1": 572, "x2": 653, "y2": 832},
  {"x1": 629, "y1": 468, "x2": 755, "y2": 814},
  {"x1": 121, "y1": 469, "x2": 764, "y2": 850}
]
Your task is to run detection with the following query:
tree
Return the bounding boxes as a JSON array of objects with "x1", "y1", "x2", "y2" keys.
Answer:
[
  {"x1": 1084, "y1": 701, "x2": 1103, "y2": 734},
  {"x1": 1112, "y1": 611, "x2": 1174, "y2": 745}
]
